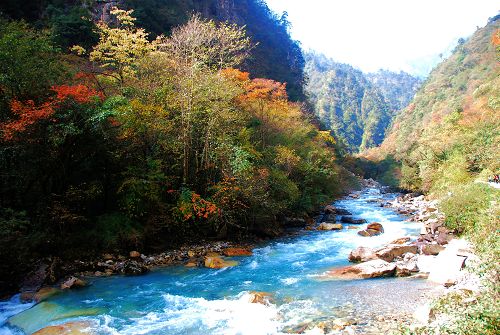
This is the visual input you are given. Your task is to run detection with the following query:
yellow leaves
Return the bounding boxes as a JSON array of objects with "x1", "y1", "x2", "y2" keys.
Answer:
[
  {"x1": 89, "y1": 7, "x2": 158, "y2": 83},
  {"x1": 316, "y1": 131, "x2": 336, "y2": 145},
  {"x1": 274, "y1": 145, "x2": 300, "y2": 175}
]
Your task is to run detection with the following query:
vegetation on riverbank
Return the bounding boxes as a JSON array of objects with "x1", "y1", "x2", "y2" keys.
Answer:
[
  {"x1": 358, "y1": 15, "x2": 499, "y2": 335},
  {"x1": 0, "y1": 8, "x2": 355, "y2": 296}
]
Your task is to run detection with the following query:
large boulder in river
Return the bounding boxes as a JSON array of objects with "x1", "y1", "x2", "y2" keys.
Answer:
[
  {"x1": 357, "y1": 229, "x2": 380, "y2": 237},
  {"x1": 340, "y1": 216, "x2": 367, "y2": 224},
  {"x1": 348, "y1": 247, "x2": 377, "y2": 263},
  {"x1": 317, "y1": 223, "x2": 343, "y2": 231},
  {"x1": 324, "y1": 205, "x2": 336, "y2": 214},
  {"x1": 358, "y1": 223, "x2": 384, "y2": 237},
  {"x1": 60, "y1": 277, "x2": 87, "y2": 290},
  {"x1": 204, "y1": 256, "x2": 238, "y2": 269},
  {"x1": 335, "y1": 208, "x2": 352, "y2": 216},
  {"x1": 321, "y1": 213, "x2": 337, "y2": 223},
  {"x1": 324, "y1": 259, "x2": 396, "y2": 280},
  {"x1": 367, "y1": 223, "x2": 384, "y2": 233},
  {"x1": 375, "y1": 244, "x2": 418, "y2": 262}
]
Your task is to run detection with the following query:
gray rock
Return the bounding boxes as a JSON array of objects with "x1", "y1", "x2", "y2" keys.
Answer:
[
  {"x1": 348, "y1": 247, "x2": 377, "y2": 263},
  {"x1": 341, "y1": 216, "x2": 367, "y2": 224},
  {"x1": 375, "y1": 244, "x2": 418, "y2": 262}
]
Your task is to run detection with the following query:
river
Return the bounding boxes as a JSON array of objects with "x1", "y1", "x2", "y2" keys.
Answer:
[{"x1": 0, "y1": 187, "x2": 433, "y2": 334}]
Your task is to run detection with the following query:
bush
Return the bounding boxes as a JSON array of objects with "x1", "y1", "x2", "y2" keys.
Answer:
[{"x1": 440, "y1": 183, "x2": 493, "y2": 234}]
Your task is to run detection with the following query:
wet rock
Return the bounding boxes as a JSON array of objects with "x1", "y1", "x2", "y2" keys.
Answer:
[
  {"x1": 32, "y1": 321, "x2": 97, "y2": 335},
  {"x1": 348, "y1": 247, "x2": 376, "y2": 263},
  {"x1": 390, "y1": 237, "x2": 411, "y2": 245},
  {"x1": 324, "y1": 205, "x2": 336, "y2": 214},
  {"x1": 321, "y1": 213, "x2": 337, "y2": 223},
  {"x1": 223, "y1": 248, "x2": 253, "y2": 257},
  {"x1": 375, "y1": 244, "x2": 418, "y2": 262},
  {"x1": 340, "y1": 216, "x2": 367, "y2": 224},
  {"x1": 248, "y1": 291, "x2": 273, "y2": 305},
  {"x1": 357, "y1": 229, "x2": 381, "y2": 237},
  {"x1": 324, "y1": 259, "x2": 396, "y2": 280},
  {"x1": 60, "y1": 276, "x2": 87, "y2": 290},
  {"x1": 185, "y1": 260, "x2": 198, "y2": 268},
  {"x1": 421, "y1": 244, "x2": 445, "y2": 255},
  {"x1": 367, "y1": 222, "x2": 384, "y2": 233},
  {"x1": 33, "y1": 287, "x2": 60, "y2": 302},
  {"x1": 317, "y1": 223, "x2": 343, "y2": 231},
  {"x1": 335, "y1": 208, "x2": 352, "y2": 216},
  {"x1": 204, "y1": 256, "x2": 238, "y2": 269},
  {"x1": 119, "y1": 260, "x2": 149, "y2": 275},
  {"x1": 129, "y1": 251, "x2": 141, "y2": 258}
]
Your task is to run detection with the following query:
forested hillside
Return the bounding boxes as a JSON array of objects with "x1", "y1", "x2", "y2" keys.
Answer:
[
  {"x1": 360, "y1": 17, "x2": 500, "y2": 334},
  {"x1": 305, "y1": 52, "x2": 420, "y2": 153},
  {"x1": 0, "y1": 0, "x2": 306, "y2": 101},
  {"x1": 367, "y1": 16, "x2": 499, "y2": 192},
  {"x1": 0, "y1": 6, "x2": 353, "y2": 295}
]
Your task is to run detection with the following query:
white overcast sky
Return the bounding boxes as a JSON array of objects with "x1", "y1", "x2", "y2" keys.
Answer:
[{"x1": 265, "y1": 0, "x2": 499, "y2": 77}]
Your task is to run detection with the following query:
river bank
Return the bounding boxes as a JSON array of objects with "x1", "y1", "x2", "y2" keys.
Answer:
[{"x1": 0, "y1": 182, "x2": 484, "y2": 334}]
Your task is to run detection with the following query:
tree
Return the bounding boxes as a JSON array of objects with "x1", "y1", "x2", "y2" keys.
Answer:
[
  {"x1": 78, "y1": 7, "x2": 158, "y2": 85},
  {"x1": 0, "y1": 20, "x2": 63, "y2": 105},
  {"x1": 158, "y1": 15, "x2": 252, "y2": 185}
]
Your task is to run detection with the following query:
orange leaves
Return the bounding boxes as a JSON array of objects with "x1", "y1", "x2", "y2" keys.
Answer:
[
  {"x1": 52, "y1": 84, "x2": 104, "y2": 104},
  {"x1": 177, "y1": 191, "x2": 219, "y2": 222},
  {"x1": 220, "y1": 68, "x2": 250, "y2": 82},
  {"x1": 2, "y1": 99, "x2": 56, "y2": 141},
  {"x1": 1, "y1": 84, "x2": 102, "y2": 141},
  {"x1": 492, "y1": 29, "x2": 500, "y2": 47},
  {"x1": 242, "y1": 78, "x2": 287, "y2": 102}
]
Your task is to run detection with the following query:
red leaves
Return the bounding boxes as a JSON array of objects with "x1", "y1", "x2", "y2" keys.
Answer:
[
  {"x1": 1, "y1": 84, "x2": 103, "y2": 141},
  {"x1": 2, "y1": 100, "x2": 56, "y2": 141},
  {"x1": 52, "y1": 84, "x2": 104, "y2": 104}
]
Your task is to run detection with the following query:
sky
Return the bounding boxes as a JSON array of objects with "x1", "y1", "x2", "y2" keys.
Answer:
[{"x1": 265, "y1": 0, "x2": 499, "y2": 77}]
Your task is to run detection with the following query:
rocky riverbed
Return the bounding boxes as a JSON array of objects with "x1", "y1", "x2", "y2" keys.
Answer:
[{"x1": 2, "y1": 181, "x2": 485, "y2": 335}]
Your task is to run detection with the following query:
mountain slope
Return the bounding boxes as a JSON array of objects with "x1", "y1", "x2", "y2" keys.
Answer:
[
  {"x1": 367, "y1": 16, "x2": 499, "y2": 192},
  {"x1": 305, "y1": 53, "x2": 421, "y2": 152}
]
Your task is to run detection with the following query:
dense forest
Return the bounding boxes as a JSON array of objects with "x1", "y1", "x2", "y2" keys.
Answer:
[
  {"x1": 0, "y1": 3, "x2": 354, "y2": 296},
  {"x1": 305, "y1": 52, "x2": 421, "y2": 153},
  {"x1": 0, "y1": 0, "x2": 306, "y2": 101}
]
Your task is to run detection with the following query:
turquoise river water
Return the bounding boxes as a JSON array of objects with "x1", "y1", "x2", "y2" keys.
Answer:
[{"x1": 0, "y1": 188, "x2": 432, "y2": 334}]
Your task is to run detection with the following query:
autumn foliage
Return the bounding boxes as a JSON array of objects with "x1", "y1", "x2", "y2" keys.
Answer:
[{"x1": 1, "y1": 84, "x2": 102, "y2": 141}]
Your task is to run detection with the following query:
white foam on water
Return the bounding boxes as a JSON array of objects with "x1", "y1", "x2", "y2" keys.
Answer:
[
  {"x1": 98, "y1": 292, "x2": 283, "y2": 335},
  {"x1": 0, "y1": 295, "x2": 34, "y2": 335},
  {"x1": 280, "y1": 278, "x2": 299, "y2": 286}
]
